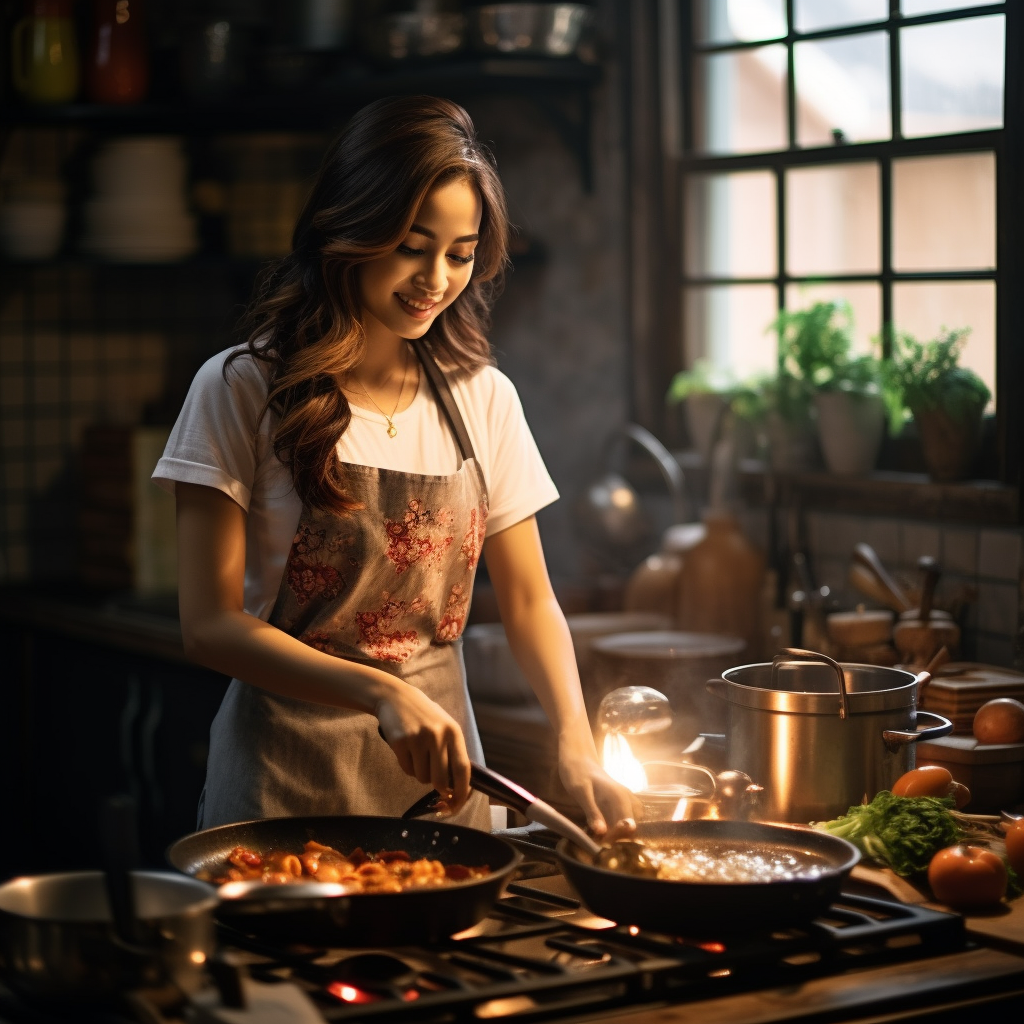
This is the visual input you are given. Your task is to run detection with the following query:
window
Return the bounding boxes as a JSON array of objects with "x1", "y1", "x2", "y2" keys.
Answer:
[{"x1": 671, "y1": 0, "x2": 1017, "y2": 483}]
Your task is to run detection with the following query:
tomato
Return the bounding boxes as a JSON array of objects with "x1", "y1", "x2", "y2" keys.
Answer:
[
  {"x1": 891, "y1": 766, "x2": 954, "y2": 798},
  {"x1": 927, "y1": 845, "x2": 1008, "y2": 909},
  {"x1": 973, "y1": 698, "x2": 1024, "y2": 744},
  {"x1": 1004, "y1": 819, "x2": 1024, "y2": 877}
]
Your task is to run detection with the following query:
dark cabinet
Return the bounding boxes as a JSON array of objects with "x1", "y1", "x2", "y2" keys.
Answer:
[{"x1": 1, "y1": 616, "x2": 228, "y2": 879}]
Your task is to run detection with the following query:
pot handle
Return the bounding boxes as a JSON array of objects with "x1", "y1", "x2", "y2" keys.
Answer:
[
  {"x1": 775, "y1": 647, "x2": 850, "y2": 719},
  {"x1": 881, "y1": 710, "x2": 953, "y2": 752}
]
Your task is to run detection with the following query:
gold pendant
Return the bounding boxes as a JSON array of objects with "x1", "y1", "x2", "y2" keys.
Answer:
[{"x1": 386, "y1": 423, "x2": 397, "y2": 438}]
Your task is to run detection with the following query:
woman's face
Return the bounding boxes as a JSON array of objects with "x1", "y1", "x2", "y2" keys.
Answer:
[{"x1": 357, "y1": 177, "x2": 482, "y2": 342}]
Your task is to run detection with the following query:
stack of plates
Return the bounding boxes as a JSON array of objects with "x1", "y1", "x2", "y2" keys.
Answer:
[
  {"x1": 80, "y1": 138, "x2": 198, "y2": 262},
  {"x1": 920, "y1": 662, "x2": 1024, "y2": 734}
]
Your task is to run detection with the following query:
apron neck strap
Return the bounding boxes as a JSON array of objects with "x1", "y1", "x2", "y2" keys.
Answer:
[{"x1": 411, "y1": 341, "x2": 477, "y2": 463}]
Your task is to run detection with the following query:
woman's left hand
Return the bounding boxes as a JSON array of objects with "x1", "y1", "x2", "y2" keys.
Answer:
[{"x1": 558, "y1": 753, "x2": 644, "y2": 839}]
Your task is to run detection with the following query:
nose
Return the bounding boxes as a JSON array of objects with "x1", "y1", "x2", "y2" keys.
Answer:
[{"x1": 413, "y1": 253, "x2": 447, "y2": 298}]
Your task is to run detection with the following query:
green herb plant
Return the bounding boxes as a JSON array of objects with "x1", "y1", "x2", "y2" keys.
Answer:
[
  {"x1": 768, "y1": 300, "x2": 884, "y2": 423},
  {"x1": 881, "y1": 326, "x2": 991, "y2": 435},
  {"x1": 665, "y1": 358, "x2": 735, "y2": 405}
]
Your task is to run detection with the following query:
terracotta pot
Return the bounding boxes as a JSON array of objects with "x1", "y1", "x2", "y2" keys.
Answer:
[
  {"x1": 912, "y1": 404, "x2": 984, "y2": 482},
  {"x1": 814, "y1": 391, "x2": 884, "y2": 476}
]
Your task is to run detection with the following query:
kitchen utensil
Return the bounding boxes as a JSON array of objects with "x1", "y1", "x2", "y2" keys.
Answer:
[
  {"x1": 893, "y1": 556, "x2": 961, "y2": 665},
  {"x1": 0, "y1": 871, "x2": 217, "y2": 1003},
  {"x1": 11, "y1": 0, "x2": 80, "y2": 103},
  {"x1": 469, "y1": 3, "x2": 594, "y2": 57},
  {"x1": 578, "y1": 424, "x2": 687, "y2": 555},
  {"x1": 851, "y1": 543, "x2": 914, "y2": 614},
  {"x1": 402, "y1": 762, "x2": 656, "y2": 872},
  {"x1": 556, "y1": 818, "x2": 860, "y2": 936},
  {"x1": 597, "y1": 685, "x2": 673, "y2": 735},
  {"x1": 706, "y1": 647, "x2": 953, "y2": 823},
  {"x1": 167, "y1": 815, "x2": 521, "y2": 946},
  {"x1": 826, "y1": 607, "x2": 894, "y2": 648}
]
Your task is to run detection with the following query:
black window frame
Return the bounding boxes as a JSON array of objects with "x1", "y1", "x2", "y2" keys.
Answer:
[{"x1": 671, "y1": 0, "x2": 1021, "y2": 490}]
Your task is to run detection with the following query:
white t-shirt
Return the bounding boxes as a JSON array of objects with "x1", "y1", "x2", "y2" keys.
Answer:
[{"x1": 153, "y1": 347, "x2": 558, "y2": 620}]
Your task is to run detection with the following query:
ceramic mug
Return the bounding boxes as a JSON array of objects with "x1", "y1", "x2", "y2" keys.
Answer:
[{"x1": 11, "y1": 0, "x2": 80, "y2": 103}]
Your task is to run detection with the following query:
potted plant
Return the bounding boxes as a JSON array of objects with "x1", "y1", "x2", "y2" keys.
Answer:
[
  {"x1": 768, "y1": 300, "x2": 887, "y2": 474},
  {"x1": 882, "y1": 327, "x2": 990, "y2": 482},
  {"x1": 665, "y1": 358, "x2": 734, "y2": 462}
]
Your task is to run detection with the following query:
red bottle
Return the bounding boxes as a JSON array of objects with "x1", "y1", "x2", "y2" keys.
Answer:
[{"x1": 86, "y1": 0, "x2": 148, "y2": 103}]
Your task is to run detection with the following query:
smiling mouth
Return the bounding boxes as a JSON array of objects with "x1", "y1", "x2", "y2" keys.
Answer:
[{"x1": 396, "y1": 293, "x2": 439, "y2": 314}]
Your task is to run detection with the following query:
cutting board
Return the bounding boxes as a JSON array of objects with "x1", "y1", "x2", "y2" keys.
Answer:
[{"x1": 920, "y1": 662, "x2": 1024, "y2": 733}]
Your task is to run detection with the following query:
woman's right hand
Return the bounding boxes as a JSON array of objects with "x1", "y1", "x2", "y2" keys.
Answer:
[{"x1": 374, "y1": 686, "x2": 472, "y2": 812}]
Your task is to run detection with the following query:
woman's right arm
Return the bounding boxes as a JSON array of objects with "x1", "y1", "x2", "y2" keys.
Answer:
[{"x1": 175, "y1": 481, "x2": 471, "y2": 807}]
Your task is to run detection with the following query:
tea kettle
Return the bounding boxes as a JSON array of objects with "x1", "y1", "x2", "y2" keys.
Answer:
[{"x1": 578, "y1": 424, "x2": 687, "y2": 550}]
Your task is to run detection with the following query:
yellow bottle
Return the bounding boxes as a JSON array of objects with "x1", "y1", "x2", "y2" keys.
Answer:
[{"x1": 12, "y1": 0, "x2": 80, "y2": 104}]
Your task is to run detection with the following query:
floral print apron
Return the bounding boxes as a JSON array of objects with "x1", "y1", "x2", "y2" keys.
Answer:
[{"x1": 198, "y1": 342, "x2": 492, "y2": 831}]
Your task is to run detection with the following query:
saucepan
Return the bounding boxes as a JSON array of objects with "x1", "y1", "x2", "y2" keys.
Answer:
[
  {"x1": 167, "y1": 814, "x2": 521, "y2": 946},
  {"x1": 0, "y1": 871, "x2": 218, "y2": 1004},
  {"x1": 706, "y1": 647, "x2": 953, "y2": 823}
]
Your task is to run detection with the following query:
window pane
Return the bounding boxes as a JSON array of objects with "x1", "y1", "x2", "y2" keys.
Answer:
[
  {"x1": 892, "y1": 282, "x2": 995, "y2": 408},
  {"x1": 784, "y1": 283, "x2": 881, "y2": 354},
  {"x1": 893, "y1": 152, "x2": 995, "y2": 271},
  {"x1": 685, "y1": 171, "x2": 777, "y2": 278},
  {"x1": 786, "y1": 163, "x2": 880, "y2": 275},
  {"x1": 902, "y1": 1, "x2": 997, "y2": 14},
  {"x1": 693, "y1": 46, "x2": 787, "y2": 154},
  {"x1": 693, "y1": 0, "x2": 786, "y2": 44},
  {"x1": 795, "y1": 32, "x2": 890, "y2": 146},
  {"x1": 795, "y1": 0, "x2": 887, "y2": 33},
  {"x1": 683, "y1": 285, "x2": 778, "y2": 379},
  {"x1": 901, "y1": 16, "x2": 1004, "y2": 137}
]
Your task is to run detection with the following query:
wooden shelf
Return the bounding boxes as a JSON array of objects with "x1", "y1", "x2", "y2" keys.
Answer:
[{"x1": 736, "y1": 462, "x2": 1022, "y2": 525}]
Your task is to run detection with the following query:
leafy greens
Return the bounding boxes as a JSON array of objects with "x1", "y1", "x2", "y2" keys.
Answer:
[{"x1": 813, "y1": 791, "x2": 963, "y2": 877}]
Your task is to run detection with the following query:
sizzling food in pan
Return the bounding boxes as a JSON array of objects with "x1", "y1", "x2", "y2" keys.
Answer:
[{"x1": 196, "y1": 840, "x2": 491, "y2": 893}]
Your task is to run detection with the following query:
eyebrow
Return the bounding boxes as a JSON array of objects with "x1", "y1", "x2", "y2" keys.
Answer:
[{"x1": 409, "y1": 223, "x2": 479, "y2": 243}]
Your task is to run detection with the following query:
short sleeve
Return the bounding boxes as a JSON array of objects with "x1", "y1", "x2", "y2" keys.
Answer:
[
  {"x1": 473, "y1": 369, "x2": 559, "y2": 535},
  {"x1": 152, "y1": 349, "x2": 269, "y2": 511}
]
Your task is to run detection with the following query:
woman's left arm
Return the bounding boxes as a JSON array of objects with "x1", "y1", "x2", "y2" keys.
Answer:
[{"x1": 482, "y1": 516, "x2": 642, "y2": 835}]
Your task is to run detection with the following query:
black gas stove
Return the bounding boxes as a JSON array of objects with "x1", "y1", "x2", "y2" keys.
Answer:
[{"x1": 3, "y1": 849, "x2": 1024, "y2": 1024}]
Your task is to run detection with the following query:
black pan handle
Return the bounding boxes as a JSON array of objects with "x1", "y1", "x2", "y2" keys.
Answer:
[{"x1": 402, "y1": 762, "x2": 603, "y2": 858}]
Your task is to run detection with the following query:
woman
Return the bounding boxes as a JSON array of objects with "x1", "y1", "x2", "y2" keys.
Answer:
[{"x1": 154, "y1": 95, "x2": 639, "y2": 835}]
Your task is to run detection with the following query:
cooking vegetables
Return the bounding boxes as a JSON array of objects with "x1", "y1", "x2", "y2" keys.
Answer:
[
  {"x1": 973, "y1": 697, "x2": 1024, "y2": 744},
  {"x1": 814, "y1": 790, "x2": 962, "y2": 877},
  {"x1": 927, "y1": 845, "x2": 1008, "y2": 909}
]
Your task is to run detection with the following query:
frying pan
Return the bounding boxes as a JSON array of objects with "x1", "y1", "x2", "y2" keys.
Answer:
[
  {"x1": 166, "y1": 815, "x2": 521, "y2": 946},
  {"x1": 556, "y1": 819, "x2": 861, "y2": 936},
  {"x1": 402, "y1": 764, "x2": 861, "y2": 937}
]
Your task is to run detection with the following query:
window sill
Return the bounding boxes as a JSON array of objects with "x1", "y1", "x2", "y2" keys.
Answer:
[{"x1": 735, "y1": 462, "x2": 1021, "y2": 526}]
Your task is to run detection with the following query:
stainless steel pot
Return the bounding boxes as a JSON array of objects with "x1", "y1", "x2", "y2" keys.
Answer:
[
  {"x1": 706, "y1": 648, "x2": 953, "y2": 824},
  {"x1": 0, "y1": 871, "x2": 218, "y2": 1004}
]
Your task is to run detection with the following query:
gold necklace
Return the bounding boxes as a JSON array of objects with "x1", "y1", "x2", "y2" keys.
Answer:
[{"x1": 345, "y1": 345, "x2": 412, "y2": 438}]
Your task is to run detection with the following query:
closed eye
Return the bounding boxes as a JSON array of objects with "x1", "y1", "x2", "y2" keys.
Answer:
[
  {"x1": 448, "y1": 252, "x2": 475, "y2": 265},
  {"x1": 397, "y1": 244, "x2": 425, "y2": 256}
]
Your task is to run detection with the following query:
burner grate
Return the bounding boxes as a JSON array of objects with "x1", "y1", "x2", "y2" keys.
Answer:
[{"x1": 216, "y1": 880, "x2": 968, "y2": 1024}]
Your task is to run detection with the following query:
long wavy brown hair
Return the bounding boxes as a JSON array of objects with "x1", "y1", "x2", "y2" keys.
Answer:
[{"x1": 229, "y1": 95, "x2": 509, "y2": 514}]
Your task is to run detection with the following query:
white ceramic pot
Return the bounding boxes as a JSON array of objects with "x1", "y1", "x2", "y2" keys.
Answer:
[{"x1": 814, "y1": 391, "x2": 885, "y2": 476}]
